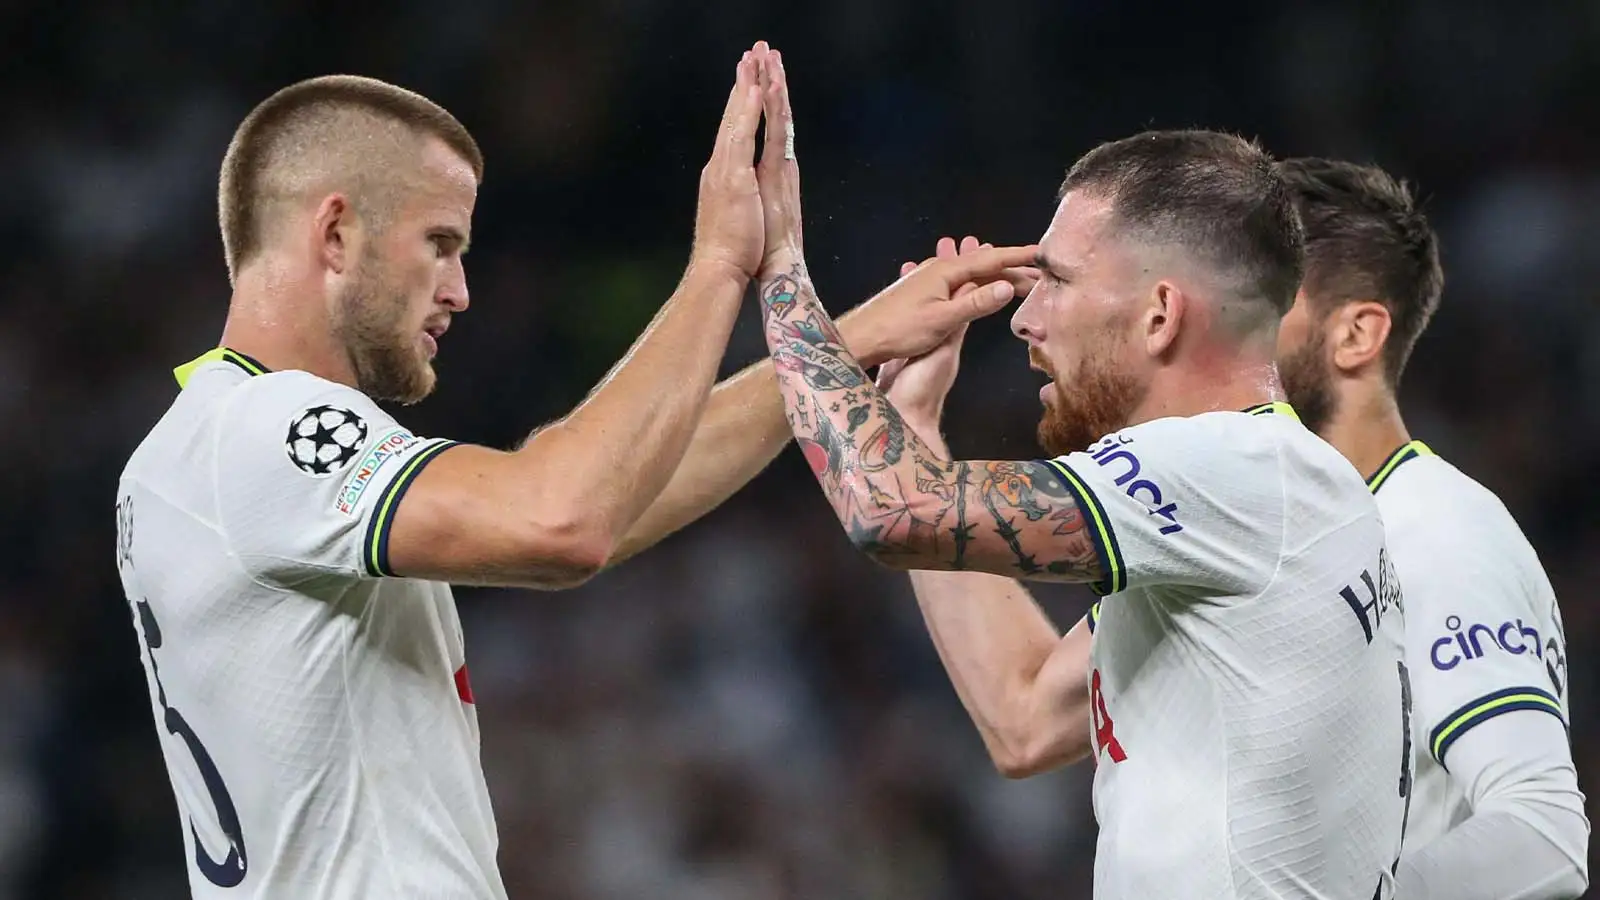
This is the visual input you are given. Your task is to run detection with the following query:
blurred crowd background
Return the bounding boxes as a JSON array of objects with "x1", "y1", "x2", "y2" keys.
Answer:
[{"x1": 3, "y1": 1, "x2": 1599, "y2": 897}]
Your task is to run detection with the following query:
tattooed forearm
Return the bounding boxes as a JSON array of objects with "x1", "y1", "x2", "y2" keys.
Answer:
[
  {"x1": 858, "y1": 395, "x2": 905, "y2": 471},
  {"x1": 758, "y1": 263, "x2": 1103, "y2": 583}
]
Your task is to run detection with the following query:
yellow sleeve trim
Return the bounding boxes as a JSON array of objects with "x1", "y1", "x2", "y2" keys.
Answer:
[
  {"x1": 1428, "y1": 685, "x2": 1565, "y2": 767},
  {"x1": 1040, "y1": 459, "x2": 1126, "y2": 595},
  {"x1": 361, "y1": 441, "x2": 460, "y2": 577}
]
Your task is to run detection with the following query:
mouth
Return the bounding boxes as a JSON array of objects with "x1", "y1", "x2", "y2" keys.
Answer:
[
  {"x1": 1028, "y1": 359, "x2": 1058, "y2": 405},
  {"x1": 421, "y1": 320, "x2": 449, "y2": 358}
]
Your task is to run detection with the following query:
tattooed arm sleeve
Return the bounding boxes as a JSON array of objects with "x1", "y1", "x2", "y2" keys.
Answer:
[{"x1": 759, "y1": 264, "x2": 1105, "y2": 583}]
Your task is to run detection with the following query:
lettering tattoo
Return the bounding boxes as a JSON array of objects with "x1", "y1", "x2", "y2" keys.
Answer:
[{"x1": 758, "y1": 262, "x2": 1103, "y2": 583}]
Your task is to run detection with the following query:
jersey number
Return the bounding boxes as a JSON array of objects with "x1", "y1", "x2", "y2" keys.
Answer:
[
  {"x1": 1090, "y1": 669, "x2": 1127, "y2": 763},
  {"x1": 1376, "y1": 661, "x2": 1415, "y2": 899},
  {"x1": 134, "y1": 599, "x2": 250, "y2": 887}
]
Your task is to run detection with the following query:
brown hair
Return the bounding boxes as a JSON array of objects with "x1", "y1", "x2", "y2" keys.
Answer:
[
  {"x1": 218, "y1": 75, "x2": 483, "y2": 282},
  {"x1": 1062, "y1": 129, "x2": 1305, "y2": 328},
  {"x1": 1277, "y1": 157, "x2": 1443, "y2": 386}
]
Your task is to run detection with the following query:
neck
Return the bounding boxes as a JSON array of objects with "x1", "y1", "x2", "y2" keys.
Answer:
[
  {"x1": 1127, "y1": 340, "x2": 1286, "y2": 424},
  {"x1": 219, "y1": 262, "x2": 358, "y2": 388},
  {"x1": 1318, "y1": 377, "x2": 1411, "y2": 481}
]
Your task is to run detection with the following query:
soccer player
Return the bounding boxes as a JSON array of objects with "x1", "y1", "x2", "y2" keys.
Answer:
[
  {"x1": 111, "y1": 48, "x2": 1019, "y2": 898},
  {"x1": 1274, "y1": 158, "x2": 1588, "y2": 898},
  {"x1": 752, "y1": 54, "x2": 1411, "y2": 899}
]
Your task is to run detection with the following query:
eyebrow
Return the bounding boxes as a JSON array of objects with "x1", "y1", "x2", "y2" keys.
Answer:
[
  {"x1": 1035, "y1": 252, "x2": 1074, "y2": 280},
  {"x1": 431, "y1": 226, "x2": 471, "y2": 254}
]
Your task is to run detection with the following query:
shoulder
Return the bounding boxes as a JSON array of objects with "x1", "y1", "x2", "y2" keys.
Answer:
[
  {"x1": 1097, "y1": 409, "x2": 1363, "y2": 495},
  {"x1": 214, "y1": 372, "x2": 404, "y2": 487},
  {"x1": 1379, "y1": 454, "x2": 1550, "y2": 612},
  {"x1": 1379, "y1": 455, "x2": 1533, "y2": 557},
  {"x1": 225, "y1": 371, "x2": 388, "y2": 424},
  {"x1": 221, "y1": 372, "x2": 395, "y2": 445}
]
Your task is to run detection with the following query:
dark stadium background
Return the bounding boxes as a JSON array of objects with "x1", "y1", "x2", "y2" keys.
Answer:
[{"x1": 4, "y1": 1, "x2": 1598, "y2": 897}]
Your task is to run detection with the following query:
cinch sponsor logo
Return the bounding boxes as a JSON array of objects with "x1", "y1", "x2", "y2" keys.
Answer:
[
  {"x1": 335, "y1": 428, "x2": 420, "y2": 515},
  {"x1": 1087, "y1": 435, "x2": 1182, "y2": 535},
  {"x1": 1431, "y1": 615, "x2": 1544, "y2": 671},
  {"x1": 1340, "y1": 547, "x2": 1403, "y2": 645}
]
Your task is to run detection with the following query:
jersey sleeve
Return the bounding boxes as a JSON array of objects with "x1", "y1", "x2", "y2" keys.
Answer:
[
  {"x1": 1037, "y1": 415, "x2": 1283, "y2": 597},
  {"x1": 1396, "y1": 714, "x2": 1589, "y2": 900},
  {"x1": 1394, "y1": 510, "x2": 1570, "y2": 770},
  {"x1": 215, "y1": 373, "x2": 461, "y2": 585}
]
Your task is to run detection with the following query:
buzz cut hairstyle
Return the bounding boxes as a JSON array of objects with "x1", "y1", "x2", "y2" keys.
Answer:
[
  {"x1": 218, "y1": 75, "x2": 484, "y2": 283},
  {"x1": 1060, "y1": 129, "x2": 1306, "y2": 328},
  {"x1": 1276, "y1": 157, "x2": 1443, "y2": 386}
]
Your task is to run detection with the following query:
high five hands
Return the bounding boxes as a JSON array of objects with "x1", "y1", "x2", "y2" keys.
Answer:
[{"x1": 694, "y1": 42, "x2": 1038, "y2": 364}]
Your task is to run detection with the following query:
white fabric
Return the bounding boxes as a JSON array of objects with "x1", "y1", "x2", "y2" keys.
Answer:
[
  {"x1": 115, "y1": 357, "x2": 505, "y2": 900},
  {"x1": 1051, "y1": 410, "x2": 1408, "y2": 900},
  {"x1": 1378, "y1": 450, "x2": 1587, "y2": 897},
  {"x1": 1393, "y1": 716, "x2": 1587, "y2": 899}
]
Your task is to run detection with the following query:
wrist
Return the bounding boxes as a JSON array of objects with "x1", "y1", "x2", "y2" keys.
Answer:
[
  {"x1": 758, "y1": 247, "x2": 805, "y2": 284},
  {"x1": 836, "y1": 310, "x2": 886, "y2": 368},
  {"x1": 683, "y1": 256, "x2": 753, "y2": 292},
  {"x1": 898, "y1": 408, "x2": 948, "y2": 452}
]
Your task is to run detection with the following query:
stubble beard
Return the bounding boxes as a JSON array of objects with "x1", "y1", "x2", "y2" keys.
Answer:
[
  {"x1": 1277, "y1": 328, "x2": 1337, "y2": 437},
  {"x1": 333, "y1": 256, "x2": 436, "y2": 405},
  {"x1": 1035, "y1": 337, "x2": 1144, "y2": 457}
]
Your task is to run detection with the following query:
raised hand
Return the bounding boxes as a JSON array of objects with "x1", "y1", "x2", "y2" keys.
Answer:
[
  {"x1": 690, "y1": 48, "x2": 766, "y2": 280},
  {"x1": 877, "y1": 236, "x2": 987, "y2": 431},
  {"x1": 756, "y1": 45, "x2": 803, "y2": 277},
  {"x1": 846, "y1": 239, "x2": 1038, "y2": 367}
]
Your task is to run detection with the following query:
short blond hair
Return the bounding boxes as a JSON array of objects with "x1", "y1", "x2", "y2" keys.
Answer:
[{"x1": 218, "y1": 75, "x2": 483, "y2": 282}]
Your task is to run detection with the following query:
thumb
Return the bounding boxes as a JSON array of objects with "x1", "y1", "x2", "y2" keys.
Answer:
[
  {"x1": 953, "y1": 280, "x2": 1016, "y2": 323},
  {"x1": 876, "y1": 357, "x2": 908, "y2": 391}
]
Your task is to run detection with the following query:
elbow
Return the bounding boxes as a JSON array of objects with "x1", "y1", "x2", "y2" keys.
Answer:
[
  {"x1": 1564, "y1": 867, "x2": 1589, "y2": 899},
  {"x1": 516, "y1": 513, "x2": 614, "y2": 588},
  {"x1": 993, "y1": 751, "x2": 1049, "y2": 780},
  {"x1": 989, "y1": 728, "x2": 1078, "y2": 780},
  {"x1": 1552, "y1": 811, "x2": 1591, "y2": 898},
  {"x1": 843, "y1": 502, "x2": 918, "y2": 571}
]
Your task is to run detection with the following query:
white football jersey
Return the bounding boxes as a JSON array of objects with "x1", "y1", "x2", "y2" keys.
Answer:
[
  {"x1": 114, "y1": 348, "x2": 506, "y2": 900},
  {"x1": 1044, "y1": 404, "x2": 1409, "y2": 900},
  {"x1": 1369, "y1": 441, "x2": 1572, "y2": 847}
]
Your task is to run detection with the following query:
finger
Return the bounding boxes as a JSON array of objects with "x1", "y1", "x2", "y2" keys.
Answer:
[
  {"x1": 758, "y1": 46, "x2": 784, "y2": 169},
  {"x1": 1002, "y1": 265, "x2": 1041, "y2": 295},
  {"x1": 716, "y1": 51, "x2": 753, "y2": 130},
  {"x1": 715, "y1": 52, "x2": 762, "y2": 164},
  {"x1": 959, "y1": 235, "x2": 982, "y2": 254},
  {"x1": 940, "y1": 245, "x2": 1040, "y2": 285},
  {"x1": 949, "y1": 280, "x2": 1017, "y2": 323},
  {"x1": 768, "y1": 49, "x2": 795, "y2": 165},
  {"x1": 928, "y1": 238, "x2": 973, "y2": 296},
  {"x1": 900, "y1": 261, "x2": 918, "y2": 277},
  {"x1": 876, "y1": 358, "x2": 907, "y2": 391}
]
